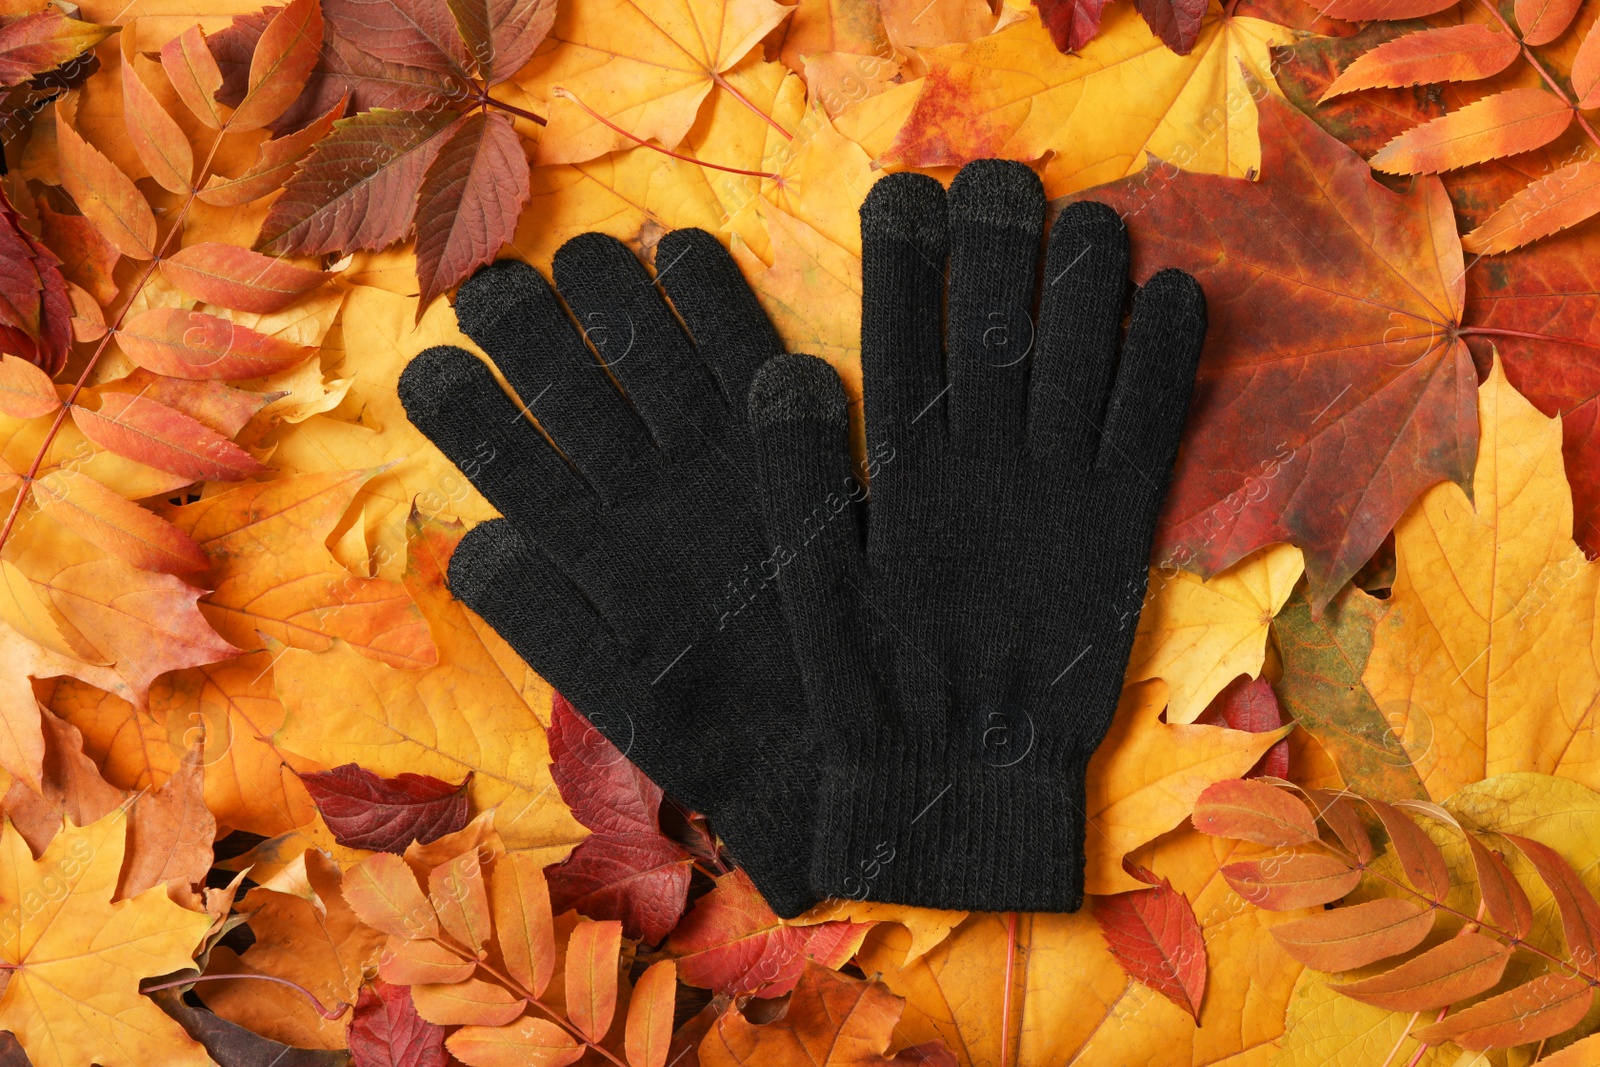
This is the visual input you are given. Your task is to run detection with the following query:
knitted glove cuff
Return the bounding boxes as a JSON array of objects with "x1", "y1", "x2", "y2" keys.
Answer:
[{"x1": 809, "y1": 735, "x2": 1090, "y2": 913}]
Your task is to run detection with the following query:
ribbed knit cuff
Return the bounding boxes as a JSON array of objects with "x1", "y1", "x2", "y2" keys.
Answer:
[
  {"x1": 810, "y1": 737, "x2": 1090, "y2": 913},
  {"x1": 709, "y1": 769, "x2": 820, "y2": 919}
]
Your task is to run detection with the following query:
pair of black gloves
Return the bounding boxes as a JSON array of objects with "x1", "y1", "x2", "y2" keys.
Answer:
[{"x1": 398, "y1": 160, "x2": 1208, "y2": 919}]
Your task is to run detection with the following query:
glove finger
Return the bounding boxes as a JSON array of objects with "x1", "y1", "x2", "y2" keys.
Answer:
[
  {"x1": 860, "y1": 173, "x2": 949, "y2": 456},
  {"x1": 945, "y1": 160, "x2": 1043, "y2": 456},
  {"x1": 399, "y1": 346, "x2": 592, "y2": 524},
  {"x1": 453, "y1": 260, "x2": 657, "y2": 495},
  {"x1": 1094, "y1": 268, "x2": 1207, "y2": 513},
  {"x1": 1030, "y1": 200, "x2": 1130, "y2": 465},
  {"x1": 447, "y1": 519, "x2": 700, "y2": 806},
  {"x1": 748, "y1": 354, "x2": 877, "y2": 727},
  {"x1": 654, "y1": 228, "x2": 784, "y2": 424},
  {"x1": 553, "y1": 233, "x2": 728, "y2": 454}
]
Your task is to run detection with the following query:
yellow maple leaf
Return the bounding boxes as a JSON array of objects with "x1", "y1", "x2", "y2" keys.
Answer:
[
  {"x1": 884, "y1": 2, "x2": 1294, "y2": 196},
  {"x1": 0, "y1": 810, "x2": 213, "y2": 1067},
  {"x1": 1127, "y1": 543, "x2": 1305, "y2": 724},
  {"x1": 1086, "y1": 678, "x2": 1290, "y2": 895},
  {"x1": 273, "y1": 513, "x2": 586, "y2": 866},
  {"x1": 1364, "y1": 358, "x2": 1600, "y2": 798},
  {"x1": 858, "y1": 827, "x2": 1310, "y2": 1067},
  {"x1": 520, "y1": 0, "x2": 793, "y2": 165}
]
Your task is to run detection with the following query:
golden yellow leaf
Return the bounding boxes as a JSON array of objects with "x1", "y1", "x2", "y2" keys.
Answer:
[
  {"x1": 883, "y1": 3, "x2": 1294, "y2": 196},
  {"x1": 0, "y1": 811, "x2": 213, "y2": 1067},
  {"x1": 1364, "y1": 358, "x2": 1600, "y2": 797},
  {"x1": 273, "y1": 514, "x2": 586, "y2": 866},
  {"x1": 1086, "y1": 678, "x2": 1291, "y2": 895},
  {"x1": 790, "y1": 899, "x2": 967, "y2": 965},
  {"x1": 860, "y1": 828, "x2": 1310, "y2": 1067},
  {"x1": 1127, "y1": 543, "x2": 1305, "y2": 725},
  {"x1": 519, "y1": 0, "x2": 793, "y2": 165}
]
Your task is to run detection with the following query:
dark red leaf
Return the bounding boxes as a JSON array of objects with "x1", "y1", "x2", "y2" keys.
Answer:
[
  {"x1": 348, "y1": 980, "x2": 448, "y2": 1067},
  {"x1": 413, "y1": 110, "x2": 530, "y2": 316},
  {"x1": 548, "y1": 692, "x2": 661, "y2": 836},
  {"x1": 1033, "y1": 0, "x2": 1113, "y2": 52},
  {"x1": 0, "y1": 182, "x2": 72, "y2": 375},
  {"x1": 1073, "y1": 88, "x2": 1477, "y2": 612},
  {"x1": 298, "y1": 763, "x2": 471, "y2": 853},
  {"x1": 325, "y1": 0, "x2": 469, "y2": 78},
  {"x1": 447, "y1": 0, "x2": 557, "y2": 85},
  {"x1": 37, "y1": 199, "x2": 119, "y2": 307},
  {"x1": 1094, "y1": 869, "x2": 1207, "y2": 1020},
  {"x1": 210, "y1": 6, "x2": 454, "y2": 136},
  {"x1": 1193, "y1": 675, "x2": 1290, "y2": 779},
  {"x1": 544, "y1": 831, "x2": 693, "y2": 944},
  {"x1": 1135, "y1": 0, "x2": 1207, "y2": 53},
  {"x1": 256, "y1": 107, "x2": 458, "y2": 256}
]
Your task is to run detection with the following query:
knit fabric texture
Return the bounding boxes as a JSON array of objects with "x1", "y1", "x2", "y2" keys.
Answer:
[
  {"x1": 748, "y1": 159, "x2": 1208, "y2": 912},
  {"x1": 397, "y1": 230, "x2": 819, "y2": 917}
]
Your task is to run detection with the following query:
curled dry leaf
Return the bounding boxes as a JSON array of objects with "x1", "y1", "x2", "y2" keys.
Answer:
[{"x1": 297, "y1": 762, "x2": 471, "y2": 853}]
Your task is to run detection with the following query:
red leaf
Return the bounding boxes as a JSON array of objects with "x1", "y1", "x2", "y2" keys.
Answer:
[
  {"x1": 161, "y1": 25, "x2": 226, "y2": 131},
  {"x1": 1193, "y1": 675, "x2": 1289, "y2": 778},
  {"x1": 1135, "y1": 0, "x2": 1206, "y2": 54},
  {"x1": 70, "y1": 391, "x2": 269, "y2": 482},
  {"x1": 0, "y1": 182, "x2": 73, "y2": 377},
  {"x1": 667, "y1": 869, "x2": 873, "y2": 998},
  {"x1": 447, "y1": 0, "x2": 556, "y2": 85},
  {"x1": 1077, "y1": 90, "x2": 1477, "y2": 611},
  {"x1": 117, "y1": 308, "x2": 316, "y2": 380},
  {"x1": 1516, "y1": 0, "x2": 1581, "y2": 46},
  {"x1": 1033, "y1": 0, "x2": 1112, "y2": 52},
  {"x1": 160, "y1": 243, "x2": 332, "y2": 313},
  {"x1": 1506, "y1": 833, "x2": 1600, "y2": 979},
  {"x1": 1318, "y1": 25, "x2": 1520, "y2": 102},
  {"x1": 326, "y1": 0, "x2": 470, "y2": 78},
  {"x1": 1093, "y1": 868, "x2": 1207, "y2": 1020},
  {"x1": 544, "y1": 831, "x2": 692, "y2": 944},
  {"x1": 0, "y1": 354, "x2": 61, "y2": 419},
  {"x1": 1364, "y1": 797, "x2": 1450, "y2": 901},
  {"x1": 413, "y1": 111, "x2": 530, "y2": 316},
  {"x1": 1191, "y1": 778, "x2": 1319, "y2": 847},
  {"x1": 348, "y1": 980, "x2": 448, "y2": 1067},
  {"x1": 298, "y1": 763, "x2": 471, "y2": 853},
  {"x1": 255, "y1": 107, "x2": 458, "y2": 256},
  {"x1": 100, "y1": 370, "x2": 274, "y2": 438},
  {"x1": 1220, "y1": 853, "x2": 1360, "y2": 910},
  {"x1": 199, "y1": 95, "x2": 345, "y2": 207},
  {"x1": 210, "y1": 6, "x2": 452, "y2": 136},
  {"x1": 1334, "y1": 931, "x2": 1513, "y2": 1012},
  {"x1": 232, "y1": 0, "x2": 325, "y2": 131},
  {"x1": 1270, "y1": 897, "x2": 1435, "y2": 972},
  {"x1": 548, "y1": 692, "x2": 660, "y2": 837},
  {"x1": 1367, "y1": 87, "x2": 1572, "y2": 175},
  {"x1": 121, "y1": 27, "x2": 193, "y2": 195},
  {"x1": 0, "y1": 10, "x2": 112, "y2": 85},
  {"x1": 1413, "y1": 971, "x2": 1594, "y2": 1050},
  {"x1": 1463, "y1": 833, "x2": 1534, "y2": 942},
  {"x1": 1307, "y1": 789, "x2": 1373, "y2": 864},
  {"x1": 37, "y1": 199, "x2": 119, "y2": 307}
]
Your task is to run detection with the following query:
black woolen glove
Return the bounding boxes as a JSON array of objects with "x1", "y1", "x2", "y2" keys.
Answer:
[
  {"x1": 748, "y1": 160, "x2": 1207, "y2": 912},
  {"x1": 398, "y1": 231, "x2": 820, "y2": 918}
]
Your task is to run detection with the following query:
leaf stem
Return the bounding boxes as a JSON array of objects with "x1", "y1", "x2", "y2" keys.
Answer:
[
  {"x1": 142, "y1": 972, "x2": 349, "y2": 1019},
  {"x1": 1000, "y1": 911, "x2": 1018, "y2": 1067},
  {"x1": 477, "y1": 90, "x2": 547, "y2": 127},
  {"x1": 1459, "y1": 326, "x2": 1600, "y2": 351},
  {"x1": 552, "y1": 87, "x2": 782, "y2": 179},
  {"x1": 710, "y1": 71, "x2": 793, "y2": 141}
]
